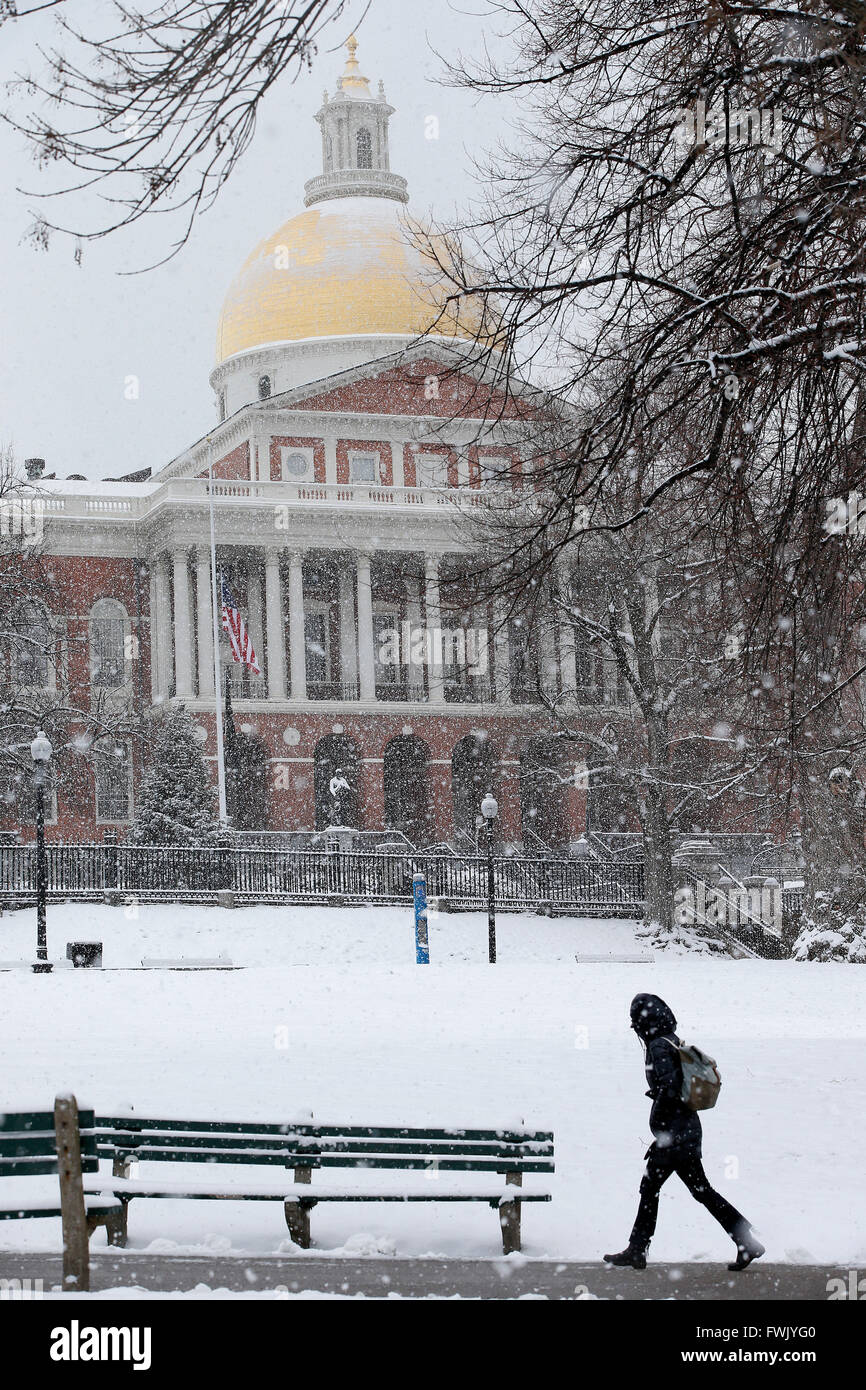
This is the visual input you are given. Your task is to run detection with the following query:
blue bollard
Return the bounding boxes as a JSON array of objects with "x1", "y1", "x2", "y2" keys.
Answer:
[{"x1": 413, "y1": 872, "x2": 430, "y2": 964}]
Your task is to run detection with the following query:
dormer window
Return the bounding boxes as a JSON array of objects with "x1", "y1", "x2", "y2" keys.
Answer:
[
  {"x1": 356, "y1": 127, "x2": 372, "y2": 169},
  {"x1": 258, "y1": 374, "x2": 272, "y2": 400}
]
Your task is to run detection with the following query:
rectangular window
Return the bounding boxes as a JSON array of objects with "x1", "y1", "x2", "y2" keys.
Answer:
[
  {"x1": 574, "y1": 629, "x2": 600, "y2": 698},
  {"x1": 349, "y1": 453, "x2": 378, "y2": 484},
  {"x1": 305, "y1": 607, "x2": 331, "y2": 685},
  {"x1": 508, "y1": 619, "x2": 537, "y2": 701},
  {"x1": 416, "y1": 453, "x2": 448, "y2": 489},
  {"x1": 373, "y1": 610, "x2": 401, "y2": 685},
  {"x1": 479, "y1": 455, "x2": 512, "y2": 488},
  {"x1": 95, "y1": 745, "x2": 131, "y2": 822}
]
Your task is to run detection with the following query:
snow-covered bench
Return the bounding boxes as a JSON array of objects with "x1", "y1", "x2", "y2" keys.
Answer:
[
  {"x1": 0, "y1": 1095, "x2": 122, "y2": 1291},
  {"x1": 92, "y1": 1115, "x2": 555, "y2": 1254}
]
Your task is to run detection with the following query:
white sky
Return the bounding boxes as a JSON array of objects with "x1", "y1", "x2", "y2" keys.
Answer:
[{"x1": 0, "y1": 0, "x2": 513, "y2": 479}]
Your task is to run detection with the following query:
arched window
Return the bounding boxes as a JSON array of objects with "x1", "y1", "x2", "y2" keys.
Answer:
[
  {"x1": 314, "y1": 735, "x2": 360, "y2": 830},
  {"x1": 11, "y1": 601, "x2": 50, "y2": 688},
  {"x1": 90, "y1": 598, "x2": 128, "y2": 689},
  {"x1": 258, "y1": 374, "x2": 271, "y2": 400},
  {"x1": 325, "y1": 134, "x2": 334, "y2": 170},
  {"x1": 451, "y1": 734, "x2": 495, "y2": 846},
  {"x1": 384, "y1": 736, "x2": 430, "y2": 845},
  {"x1": 95, "y1": 743, "x2": 131, "y2": 822},
  {"x1": 356, "y1": 127, "x2": 372, "y2": 169},
  {"x1": 228, "y1": 733, "x2": 269, "y2": 831},
  {"x1": 520, "y1": 739, "x2": 569, "y2": 852}
]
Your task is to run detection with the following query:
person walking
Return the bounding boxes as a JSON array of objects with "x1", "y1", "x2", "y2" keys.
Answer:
[{"x1": 604, "y1": 993, "x2": 765, "y2": 1271}]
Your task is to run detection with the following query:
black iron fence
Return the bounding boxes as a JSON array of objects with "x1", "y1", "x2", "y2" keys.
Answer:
[{"x1": 0, "y1": 843, "x2": 644, "y2": 914}]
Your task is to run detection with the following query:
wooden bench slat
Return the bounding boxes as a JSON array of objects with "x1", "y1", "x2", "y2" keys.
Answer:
[
  {"x1": 87, "y1": 1177, "x2": 552, "y2": 1204},
  {"x1": 95, "y1": 1117, "x2": 552, "y2": 1144},
  {"x1": 0, "y1": 1159, "x2": 60, "y2": 1176},
  {"x1": 92, "y1": 1147, "x2": 553, "y2": 1172},
  {"x1": 95, "y1": 1135, "x2": 553, "y2": 1159},
  {"x1": 0, "y1": 1112, "x2": 55, "y2": 1133},
  {"x1": 0, "y1": 1135, "x2": 60, "y2": 1156}
]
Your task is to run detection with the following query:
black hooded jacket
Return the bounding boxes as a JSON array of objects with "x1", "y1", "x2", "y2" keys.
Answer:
[{"x1": 630, "y1": 993, "x2": 702, "y2": 1151}]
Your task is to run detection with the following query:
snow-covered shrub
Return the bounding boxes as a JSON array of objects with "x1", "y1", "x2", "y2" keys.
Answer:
[
  {"x1": 635, "y1": 918, "x2": 729, "y2": 955},
  {"x1": 793, "y1": 891, "x2": 866, "y2": 964}
]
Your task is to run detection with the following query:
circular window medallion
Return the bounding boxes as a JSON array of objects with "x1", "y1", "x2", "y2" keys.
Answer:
[
  {"x1": 283, "y1": 451, "x2": 309, "y2": 478},
  {"x1": 194, "y1": 724, "x2": 208, "y2": 744},
  {"x1": 282, "y1": 726, "x2": 301, "y2": 746}
]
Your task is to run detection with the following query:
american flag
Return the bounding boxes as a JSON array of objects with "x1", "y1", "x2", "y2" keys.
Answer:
[{"x1": 220, "y1": 576, "x2": 261, "y2": 675}]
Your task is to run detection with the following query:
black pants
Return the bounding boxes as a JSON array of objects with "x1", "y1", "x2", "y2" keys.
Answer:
[{"x1": 629, "y1": 1141, "x2": 747, "y2": 1252}]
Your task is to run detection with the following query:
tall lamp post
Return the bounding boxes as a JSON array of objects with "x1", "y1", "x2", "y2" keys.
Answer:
[
  {"x1": 481, "y1": 791, "x2": 498, "y2": 964},
  {"x1": 30, "y1": 729, "x2": 53, "y2": 974}
]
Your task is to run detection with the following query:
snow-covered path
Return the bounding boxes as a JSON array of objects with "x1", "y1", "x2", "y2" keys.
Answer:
[{"x1": 1, "y1": 903, "x2": 863, "y2": 1264}]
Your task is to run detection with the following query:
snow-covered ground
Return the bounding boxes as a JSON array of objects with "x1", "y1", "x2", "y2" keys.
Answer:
[{"x1": 1, "y1": 901, "x2": 864, "y2": 1266}]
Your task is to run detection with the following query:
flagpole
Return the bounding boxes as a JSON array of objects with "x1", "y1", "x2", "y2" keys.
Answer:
[{"x1": 207, "y1": 440, "x2": 228, "y2": 825}]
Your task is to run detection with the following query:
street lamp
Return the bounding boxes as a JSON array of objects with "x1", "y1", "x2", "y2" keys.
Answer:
[
  {"x1": 481, "y1": 791, "x2": 498, "y2": 964},
  {"x1": 30, "y1": 729, "x2": 53, "y2": 974}
]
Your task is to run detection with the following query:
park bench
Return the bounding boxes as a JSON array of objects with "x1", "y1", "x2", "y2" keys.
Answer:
[
  {"x1": 93, "y1": 1116, "x2": 555, "y2": 1254},
  {"x1": 0, "y1": 1095, "x2": 122, "y2": 1291}
]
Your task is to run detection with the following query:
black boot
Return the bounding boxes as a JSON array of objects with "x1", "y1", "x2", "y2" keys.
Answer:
[
  {"x1": 603, "y1": 1245, "x2": 647, "y2": 1270},
  {"x1": 728, "y1": 1225, "x2": 765, "y2": 1271}
]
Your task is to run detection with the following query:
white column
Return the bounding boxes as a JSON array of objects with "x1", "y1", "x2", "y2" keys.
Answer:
[
  {"x1": 172, "y1": 548, "x2": 194, "y2": 698},
  {"x1": 557, "y1": 558, "x2": 578, "y2": 701},
  {"x1": 155, "y1": 557, "x2": 174, "y2": 700},
  {"x1": 356, "y1": 552, "x2": 376, "y2": 702},
  {"x1": 196, "y1": 547, "x2": 214, "y2": 697},
  {"x1": 252, "y1": 434, "x2": 269, "y2": 482},
  {"x1": 392, "y1": 443, "x2": 405, "y2": 488},
  {"x1": 148, "y1": 567, "x2": 160, "y2": 705},
  {"x1": 493, "y1": 599, "x2": 511, "y2": 705},
  {"x1": 324, "y1": 436, "x2": 338, "y2": 484},
  {"x1": 338, "y1": 562, "x2": 358, "y2": 696},
  {"x1": 424, "y1": 553, "x2": 445, "y2": 703},
  {"x1": 476, "y1": 603, "x2": 493, "y2": 700},
  {"x1": 405, "y1": 574, "x2": 424, "y2": 697},
  {"x1": 288, "y1": 550, "x2": 306, "y2": 701},
  {"x1": 265, "y1": 548, "x2": 286, "y2": 700}
]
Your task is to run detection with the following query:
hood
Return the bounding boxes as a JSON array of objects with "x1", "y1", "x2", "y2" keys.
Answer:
[{"x1": 630, "y1": 993, "x2": 677, "y2": 1042}]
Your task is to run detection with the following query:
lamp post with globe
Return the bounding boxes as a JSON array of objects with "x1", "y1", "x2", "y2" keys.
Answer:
[
  {"x1": 480, "y1": 791, "x2": 498, "y2": 964},
  {"x1": 30, "y1": 729, "x2": 53, "y2": 974}
]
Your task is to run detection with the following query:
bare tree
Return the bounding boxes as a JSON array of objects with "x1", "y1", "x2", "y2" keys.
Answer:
[
  {"x1": 407, "y1": 1, "x2": 866, "y2": 914},
  {"x1": 2, "y1": 0, "x2": 356, "y2": 261}
]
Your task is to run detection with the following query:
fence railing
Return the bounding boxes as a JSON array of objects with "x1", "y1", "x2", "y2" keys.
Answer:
[
  {"x1": 0, "y1": 843, "x2": 645, "y2": 914},
  {"x1": 675, "y1": 871, "x2": 798, "y2": 959}
]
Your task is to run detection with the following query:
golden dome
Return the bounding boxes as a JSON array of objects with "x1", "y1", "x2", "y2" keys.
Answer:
[{"x1": 215, "y1": 197, "x2": 493, "y2": 363}]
